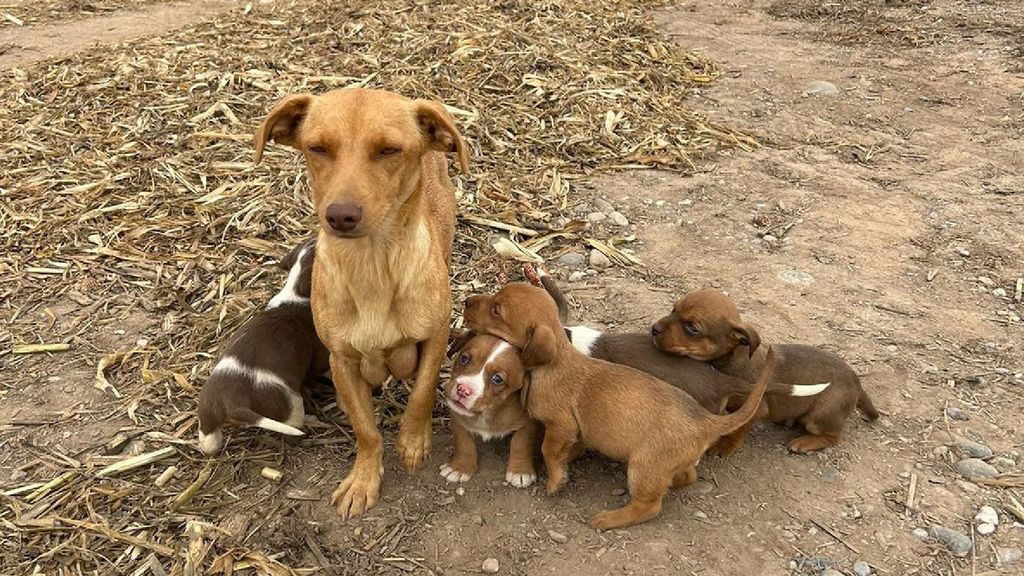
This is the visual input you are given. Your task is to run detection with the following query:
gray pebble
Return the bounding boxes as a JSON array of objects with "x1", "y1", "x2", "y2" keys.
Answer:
[
  {"x1": 592, "y1": 198, "x2": 613, "y2": 212},
  {"x1": 548, "y1": 530, "x2": 568, "y2": 544},
  {"x1": 997, "y1": 547, "x2": 1022, "y2": 565},
  {"x1": 778, "y1": 269, "x2": 815, "y2": 286},
  {"x1": 586, "y1": 212, "x2": 607, "y2": 224},
  {"x1": 608, "y1": 211, "x2": 629, "y2": 227},
  {"x1": 853, "y1": 560, "x2": 871, "y2": 576},
  {"x1": 945, "y1": 407, "x2": 970, "y2": 421},
  {"x1": 990, "y1": 456, "x2": 1015, "y2": 469},
  {"x1": 930, "y1": 525, "x2": 972, "y2": 557},
  {"x1": 805, "y1": 80, "x2": 841, "y2": 96},
  {"x1": 952, "y1": 436, "x2": 992, "y2": 458},
  {"x1": 558, "y1": 252, "x2": 586, "y2": 267},
  {"x1": 482, "y1": 557, "x2": 499, "y2": 573},
  {"x1": 782, "y1": 530, "x2": 797, "y2": 541},
  {"x1": 568, "y1": 271, "x2": 586, "y2": 282},
  {"x1": 822, "y1": 466, "x2": 841, "y2": 480},
  {"x1": 993, "y1": 288, "x2": 1007, "y2": 297},
  {"x1": 589, "y1": 249, "x2": 611, "y2": 268},
  {"x1": 912, "y1": 527, "x2": 929, "y2": 539},
  {"x1": 611, "y1": 487, "x2": 626, "y2": 496},
  {"x1": 956, "y1": 458, "x2": 999, "y2": 480},
  {"x1": 975, "y1": 505, "x2": 999, "y2": 526}
]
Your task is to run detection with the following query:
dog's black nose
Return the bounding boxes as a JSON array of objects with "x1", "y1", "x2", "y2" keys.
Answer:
[
  {"x1": 651, "y1": 322, "x2": 665, "y2": 337},
  {"x1": 325, "y1": 202, "x2": 363, "y2": 233}
]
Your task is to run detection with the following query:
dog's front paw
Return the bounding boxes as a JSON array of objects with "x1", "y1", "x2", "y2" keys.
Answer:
[
  {"x1": 707, "y1": 437, "x2": 741, "y2": 458},
  {"x1": 331, "y1": 462, "x2": 382, "y2": 520},
  {"x1": 588, "y1": 510, "x2": 619, "y2": 531},
  {"x1": 396, "y1": 425, "x2": 432, "y2": 472},
  {"x1": 439, "y1": 463, "x2": 474, "y2": 483},
  {"x1": 545, "y1": 470, "x2": 567, "y2": 495},
  {"x1": 506, "y1": 470, "x2": 537, "y2": 488}
]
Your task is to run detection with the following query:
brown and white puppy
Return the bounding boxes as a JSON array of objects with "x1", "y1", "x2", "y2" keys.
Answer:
[
  {"x1": 652, "y1": 289, "x2": 879, "y2": 453},
  {"x1": 524, "y1": 265, "x2": 829, "y2": 450},
  {"x1": 197, "y1": 238, "x2": 329, "y2": 454},
  {"x1": 464, "y1": 283, "x2": 777, "y2": 530},
  {"x1": 440, "y1": 334, "x2": 540, "y2": 488},
  {"x1": 254, "y1": 88, "x2": 468, "y2": 518}
]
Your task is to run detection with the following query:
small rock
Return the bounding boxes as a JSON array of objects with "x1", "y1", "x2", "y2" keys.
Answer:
[
  {"x1": 932, "y1": 446, "x2": 950, "y2": 458},
  {"x1": 568, "y1": 271, "x2": 586, "y2": 282},
  {"x1": 587, "y1": 212, "x2": 607, "y2": 224},
  {"x1": 990, "y1": 456, "x2": 1015, "y2": 469},
  {"x1": 951, "y1": 436, "x2": 992, "y2": 458},
  {"x1": 611, "y1": 487, "x2": 626, "y2": 496},
  {"x1": 976, "y1": 506, "x2": 999, "y2": 526},
  {"x1": 680, "y1": 199, "x2": 693, "y2": 206},
  {"x1": 592, "y1": 198, "x2": 613, "y2": 212},
  {"x1": 482, "y1": 558, "x2": 499, "y2": 573},
  {"x1": 945, "y1": 407, "x2": 970, "y2": 421},
  {"x1": 978, "y1": 276, "x2": 995, "y2": 286},
  {"x1": 805, "y1": 80, "x2": 841, "y2": 96},
  {"x1": 956, "y1": 458, "x2": 999, "y2": 480},
  {"x1": 655, "y1": 200, "x2": 665, "y2": 207},
  {"x1": 471, "y1": 515, "x2": 484, "y2": 526},
  {"x1": 930, "y1": 525, "x2": 972, "y2": 557},
  {"x1": 912, "y1": 528, "x2": 929, "y2": 540},
  {"x1": 693, "y1": 510, "x2": 708, "y2": 521},
  {"x1": 977, "y1": 523, "x2": 996, "y2": 535},
  {"x1": 778, "y1": 269, "x2": 814, "y2": 286},
  {"x1": 558, "y1": 252, "x2": 587, "y2": 267},
  {"x1": 822, "y1": 466, "x2": 841, "y2": 480},
  {"x1": 608, "y1": 211, "x2": 629, "y2": 227},
  {"x1": 958, "y1": 247, "x2": 971, "y2": 257},
  {"x1": 853, "y1": 560, "x2": 871, "y2": 576},
  {"x1": 548, "y1": 530, "x2": 568, "y2": 544},
  {"x1": 993, "y1": 288, "x2": 1007, "y2": 298},
  {"x1": 782, "y1": 530, "x2": 797, "y2": 541},
  {"x1": 589, "y1": 249, "x2": 611, "y2": 268},
  {"x1": 997, "y1": 547, "x2": 1022, "y2": 565}
]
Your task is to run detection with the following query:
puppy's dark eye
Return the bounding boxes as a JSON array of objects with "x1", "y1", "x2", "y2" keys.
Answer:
[
  {"x1": 491, "y1": 304, "x2": 501, "y2": 317},
  {"x1": 684, "y1": 322, "x2": 700, "y2": 336},
  {"x1": 379, "y1": 146, "x2": 401, "y2": 157},
  {"x1": 490, "y1": 373, "x2": 505, "y2": 387},
  {"x1": 458, "y1": 353, "x2": 470, "y2": 366},
  {"x1": 309, "y1": 144, "x2": 328, "y2": 155}
]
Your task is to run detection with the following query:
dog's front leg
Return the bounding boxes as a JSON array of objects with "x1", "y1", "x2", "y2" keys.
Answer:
[
  {"x1": 330, "y1": 353, "x2": 384, "y2": 519},
  {"x1": 397, "y1": 327, "x2": 449, "y2": 471},
  {"x1": 541, "y1": 422, "x2": 578, "y2": 495}
]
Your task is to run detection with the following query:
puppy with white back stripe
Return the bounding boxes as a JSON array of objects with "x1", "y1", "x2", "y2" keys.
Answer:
[
  {"x1": 197, "y1": 237, "x2": 330, "y2": 454},
  {"x1": 440, "y1": 334, "x2": 540, "y2": 488}
]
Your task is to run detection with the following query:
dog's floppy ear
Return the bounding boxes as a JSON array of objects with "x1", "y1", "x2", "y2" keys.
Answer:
[
  {"x1": 730, "y1": 322, "x2": 761, "y2": 358},
  {"x1": 254, "y1": 94, "x2": 314, "y2": 165},
  {"x1": 412, "y1": 100, "x2": 469, "y2": 174},
  {"x1": 521, "y1": 324, "x2": 557, "y2": 369},
  {"x1": 447, "y1": 329, "x2": 476, "y2": 359}
]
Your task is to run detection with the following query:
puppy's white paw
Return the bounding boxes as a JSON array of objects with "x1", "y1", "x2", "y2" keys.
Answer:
[
  {"x1": 505, "y1": 471, "x2": 537, "y2": 488},
  {"x1": 439, "y1": 464, "x2": 472, "y2": 483}
]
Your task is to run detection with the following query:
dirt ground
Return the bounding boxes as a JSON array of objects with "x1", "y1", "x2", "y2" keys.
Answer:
[{"x1": 2, "y1": 1, "x2": 1023, "y2": 575}]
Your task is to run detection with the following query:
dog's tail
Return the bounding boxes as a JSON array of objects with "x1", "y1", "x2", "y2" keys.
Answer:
[
  {"x1": 765, "y1": 381, "x2": 830, "y2": 397},
  {"x1": 710, "y1": 347, "x2": 776, "y2": 437},
  {"x1": 228, "y1": 407, "x2": 305, "y2": 436},
  {"x1": 523, "y1": 264, "x2": 570, "y2": 323},
  {"x1": 856, "y1": 389, "x2": 880, "y2": 420}
]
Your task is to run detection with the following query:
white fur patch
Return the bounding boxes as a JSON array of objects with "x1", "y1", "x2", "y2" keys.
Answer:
[
  {"x1": 267, "y1": 245, "x2": 310, "y2": 309},
  {"x1": 439, "y1": 463, "x2": 472, "y2": 483},
  {"x1": 453, "y1": 341, "x2": 510, "y2": 411},
  {"x1": 565, "y1": 326, "x2": 603, "y2": 356},
  {"x1": 198, "y1": 430, "x2": 224, "y2": 455},
  {"x1": 213, "y1": 356, "x2": 289, "y2": 390},
  {"x1": 506, "y1": 471, "x2": 536, "y2": 488},
  {"x1": 789, "y1": 382, "x2": 831, "y2": 397}
]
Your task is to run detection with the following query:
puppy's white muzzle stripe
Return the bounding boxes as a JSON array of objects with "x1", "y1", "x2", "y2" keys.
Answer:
[
  {"x1": 789, "y1": 382, "x2": 830, "y2": 397},
  {"x1": 453, "y1": 341, "x2": 510, "y2": 411}
]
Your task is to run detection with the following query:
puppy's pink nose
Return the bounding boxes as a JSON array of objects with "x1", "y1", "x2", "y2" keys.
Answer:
[
  {"x1": 456, "y1": 383, "x2": 472, "y2": 399},
  {"x1": 325, "y1": 202, "x2": 362, "y2": 233}
]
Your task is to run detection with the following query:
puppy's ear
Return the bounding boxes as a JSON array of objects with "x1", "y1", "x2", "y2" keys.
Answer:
[
  {"x1": 521, "y1": 324, "x2": 557, "y2": 369},
  {"x1": 730, "y1": 322, "x2": 761, "y2": 358},
  {"x1": 447, "y1": 329, "x2": 476, "y2": 359},
  {"x1": 412, "y1": 100, "x2": 469, "y2": 174},
  {"x1": 278, "y1": 237, "x2": 310, "y2": 271},
  {"x1": 254, "y1": 94, "x2": 314, "y2": 165}
]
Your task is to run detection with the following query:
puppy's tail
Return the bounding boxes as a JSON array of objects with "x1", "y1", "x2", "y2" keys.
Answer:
[
  {"x1": 228, "y1": 407, "x2": 305, "y2": 436},
  {"x1": 857, "y1": 389, "x2": 880, "y2": 421},
  {"x1": 523, "y1": 264, "x2": 570, "y2": 324},
  {"x1": 711, "y1": 347, "x2": 776, "y2": 437}
]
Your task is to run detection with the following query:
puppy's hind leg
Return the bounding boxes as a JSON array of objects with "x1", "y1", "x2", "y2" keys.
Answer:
[{"x1": 589, "y1": 462, "x2": 669, "y2": 530}]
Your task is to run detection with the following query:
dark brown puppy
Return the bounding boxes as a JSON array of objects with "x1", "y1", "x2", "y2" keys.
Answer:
[
  {"x1": 464, "y1": 283, "x2": 777, "y2": 530},
  {"x1": 197, "y1": 238, "x2": 330, "y2": 454},
  {"x1": 523, "y1": 265, "x2": 828, "y2": 456},
  {"x1": 440, "y1": 334, "x2": 540, "y2": 488},
  {"x1": 652, "y1": 288, "x2": 879, "y2": 453}
]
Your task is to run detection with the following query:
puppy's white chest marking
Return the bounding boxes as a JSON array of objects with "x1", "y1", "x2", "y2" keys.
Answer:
[
  {"x1": 267, "y1": 246, "x2": 310, "y2": 309},
  {"x1": 566, "y1": 326, "x2": 602, "y2": 356}
]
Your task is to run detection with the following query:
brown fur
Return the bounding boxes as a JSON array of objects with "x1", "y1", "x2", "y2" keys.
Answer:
[
  {"x1": 652, "y1": 288, "x2": 879, "y2": 453},
  {"x1": 464, "y1": 283, "x2": 777, "y2": 530},
  {"x1": 254, "y1": 88, "x2": 468, "y2": 518}
]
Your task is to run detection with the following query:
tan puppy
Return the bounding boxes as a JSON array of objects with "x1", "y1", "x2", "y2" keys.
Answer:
[
  {"x1": 652, "y1": 289, "x2": 879, "y2": 453},
  {"x1": 254, "y1": 88, "x2": 468, "y2": 518},
  {"x1": 464, "y1": 283, "x2": 777, "y2": 530},
  {"x1": 441, "y1": 334, "x2": 540, "y2": 488}
]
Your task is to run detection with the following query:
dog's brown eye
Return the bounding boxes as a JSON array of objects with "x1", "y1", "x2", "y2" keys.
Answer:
[
  {"x1": 490, "y1": 373, "x2": 505, "y2": 387},
  {"x1": 309, "y1": 144, "x2": 328, "y2": 155},
  {"x1": 491, "y1": 304, "x2": 501, "y2": 317},
  {"x1": 684, "y1": 322, "x2": 700, "y2": 336},
  {"x1": 458, "y1": 352, "x2": 470, "y2": 366},
  {"x1": 379, "y1": 146, "x2": 401, "y2": 157}
]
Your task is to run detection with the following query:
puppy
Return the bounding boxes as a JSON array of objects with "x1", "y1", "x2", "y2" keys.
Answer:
[
  {"x1": 464, "y1": 283, "x2": 777, "y2": 530},
  {"x1": 652, "y1": 288, "x2": 879, "y2": 453},
  {"x1": 254, "y1": 88, "x2": 468, "y2": 518},
  {"x1": 197, "y1": 238, "x2": 329, "y2": 454},
  {"x1": 440, "y1": 334, "x2": 540, "y2": 488},
  {"x1": 524, "y1": 265, "x2": 829, "y2": 431}
]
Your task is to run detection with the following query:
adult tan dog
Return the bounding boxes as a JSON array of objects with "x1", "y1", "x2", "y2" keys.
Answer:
[
  {"x1": 464, "y1": 283, "x2": 776, "y2": 530},
  {"x1": 254, "y1": 88, "x2": 468, "y2": 518}
]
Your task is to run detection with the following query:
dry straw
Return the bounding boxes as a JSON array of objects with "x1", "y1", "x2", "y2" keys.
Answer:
[{"x1": 1, "y1": 0, "x2": 755, "y2": 573}]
